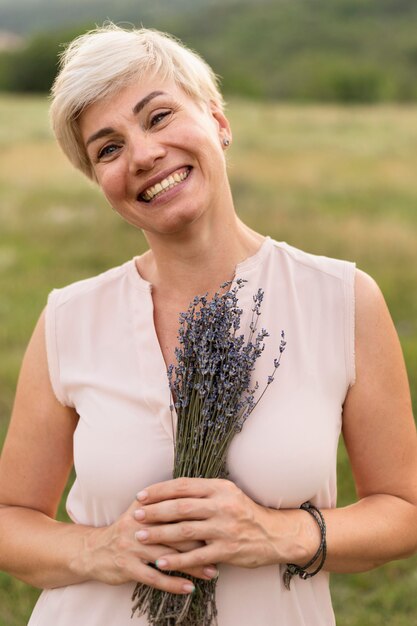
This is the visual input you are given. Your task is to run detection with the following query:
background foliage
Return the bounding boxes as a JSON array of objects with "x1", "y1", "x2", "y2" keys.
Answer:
[
  {"x1": 0, "y1": 93, "x2": 417, "y2": 625},
  {"x1": 1, "y1": 0, "x2": 417, "y2": 101},
  {"x1": 1, "y1": 0, "x2": 417, "y2": 623}
]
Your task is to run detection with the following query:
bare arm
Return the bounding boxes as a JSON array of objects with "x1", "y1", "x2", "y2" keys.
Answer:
[
  {"x1": 0, "y1": 309, "x2": 84, "y2": 587},
  {"x1": 123, "y1": 269, "x2": 417, "y2": 574},
  {"x1": 0, "y1": 310, "x2": 214, "y2": 593},
  {"x1": 320, "y1": 268, "x2": 417, "y2": 571}
]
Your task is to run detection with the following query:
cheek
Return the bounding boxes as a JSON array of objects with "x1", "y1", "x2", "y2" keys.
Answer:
[
  {"x1": 174, "y1": 113, "x2": 221, "y2": 152},
  {"x1": 180, "y1": 124, "x2": 225, "y2": 176},
  {"x1": 97, "y1": 167, "x2": 126, "y2": 205}
]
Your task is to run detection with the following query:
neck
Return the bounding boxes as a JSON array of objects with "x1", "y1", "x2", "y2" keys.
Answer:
[{"x1": 137, "y1": 215, "x2": 265, "y2": 302}]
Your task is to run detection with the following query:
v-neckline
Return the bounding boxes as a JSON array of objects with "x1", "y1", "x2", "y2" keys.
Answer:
[
  {"x1": 130, "y1": 236, "x2": 271, "y2": 291},
  {"x1": 126, "y1": 236, "x2": 272, "y2": 439}
]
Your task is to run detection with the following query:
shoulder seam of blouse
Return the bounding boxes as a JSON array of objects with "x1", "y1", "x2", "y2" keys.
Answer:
[
  {"x1": 344, "y1": 262, "x2": 356, "y2": 389},
  {"x1": 272, "y1": 239, "x2": 356, "y2": 390},
  {"x1": 44, "y1": 262, "x2": 131, "y2": 407},
  {"x1": 271, "y1": 240, "x2": 350, "y2": 282},
  {"x1": 44, "y1": 288, "x2": 73, "y2": 407},
  {"x1": 52, "y1": 261, "x2": 131, "y2": 309}
]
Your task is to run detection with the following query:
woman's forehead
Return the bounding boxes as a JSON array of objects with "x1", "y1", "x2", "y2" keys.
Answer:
[
  {"x1": 79, "y1": 77, "x2": 201, "y2": 142},
  {"x1": 85, "y1": 76, "x2": 193, "y2": 118}
]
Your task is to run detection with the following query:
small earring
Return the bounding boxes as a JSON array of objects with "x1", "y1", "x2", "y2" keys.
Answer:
[{"x1": 223, "y1": 137, "x2": 230, "y2": 147}]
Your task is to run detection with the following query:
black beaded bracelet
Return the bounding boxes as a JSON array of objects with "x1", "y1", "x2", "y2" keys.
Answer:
[{"x1": 283, "y1": 501, "x2": 327, "y2": 590}]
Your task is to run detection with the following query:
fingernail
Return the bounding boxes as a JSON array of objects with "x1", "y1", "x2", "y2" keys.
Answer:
[
  {"x1": 203, "y1": 567, "x2": 218, "y2": 578},
  {"x1": 137, "y1": 490, "x2": 148, "y2": 502},
  {"x1": 155, "y1": 558, "x2": 168, "y2": 569},
  {"x1": 182, "y1": 583, "x2": 195, "y2": 593},
  {"x1": 134, "y1": 509, "x2": 145, "y2": 520},
  {"x1": 135, "y1": 530, "x2": 148, "y2": 541}
]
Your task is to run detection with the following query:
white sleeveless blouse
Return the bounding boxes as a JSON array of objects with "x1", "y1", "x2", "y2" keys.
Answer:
[{"x1": 28, "y1": 237, "x2": 355, "y2": 626}]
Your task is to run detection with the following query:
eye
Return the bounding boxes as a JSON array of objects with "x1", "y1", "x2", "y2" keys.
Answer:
[
  {"x1": 150, "y1": 110, "x2": 171, "y2": 127},
  {"x1": 97, "y1": 143, "x2": 120, "y2": 160}
]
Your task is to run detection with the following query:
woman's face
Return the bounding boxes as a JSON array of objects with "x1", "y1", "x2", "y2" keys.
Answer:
[{"x1": 79, "y1": 75, "x2": 231, "y2": 236}]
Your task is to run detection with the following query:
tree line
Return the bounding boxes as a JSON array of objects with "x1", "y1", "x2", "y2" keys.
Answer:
[{"x1": 1, "y1": 0, "x2": 417, "y2": 102}]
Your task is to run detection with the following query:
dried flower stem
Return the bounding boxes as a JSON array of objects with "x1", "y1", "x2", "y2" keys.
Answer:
[{"x1": 132, "y1": 280, "x2": 286, "y2": 624}]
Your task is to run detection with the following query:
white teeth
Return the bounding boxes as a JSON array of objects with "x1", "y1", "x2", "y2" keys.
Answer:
[{"x1": 141, "y1": 168, "x2": 190, "y2": 201}]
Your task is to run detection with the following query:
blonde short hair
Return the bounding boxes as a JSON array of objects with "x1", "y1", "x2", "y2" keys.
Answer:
[{"x1": 50, "y1": 24, "x2": 225, "y2": 179}]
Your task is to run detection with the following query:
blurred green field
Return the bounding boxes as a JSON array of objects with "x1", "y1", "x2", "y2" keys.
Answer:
[{"x1": 0, "y1": 94, "x2": 417, "y2": 625}]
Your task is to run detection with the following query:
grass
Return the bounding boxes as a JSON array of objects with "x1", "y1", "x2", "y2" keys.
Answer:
[{"x1": 1, "y1": 94, "x2": 417, "y2": 625}]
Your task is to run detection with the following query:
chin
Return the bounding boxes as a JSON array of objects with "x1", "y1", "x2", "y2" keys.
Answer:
[{"x1": 141, "y1": 206, "x2": 207, "y2": 237}]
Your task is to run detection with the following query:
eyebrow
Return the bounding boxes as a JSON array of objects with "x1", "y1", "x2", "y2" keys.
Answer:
[
  {"x1": 85, "y1": 127, "x2": 115, "y2": 148},
  {"x1": 132, "y1": 90, "x2": 166, "y2": 115},
  {"x1": 85, "y1": 90, "x2": 167, "y2": 148}
]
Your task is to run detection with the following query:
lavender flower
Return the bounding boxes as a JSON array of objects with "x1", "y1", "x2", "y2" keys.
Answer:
[{"x1": 132, "y1": 281, "x2": 286, "y2": 625}]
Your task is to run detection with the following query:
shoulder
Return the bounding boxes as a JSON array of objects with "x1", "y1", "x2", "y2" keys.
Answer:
[
  {"x1": 43, "y1": 258, "x2": 139, "y2": 406},
  {"x1": 353, "y1": 268, "x2": 396, "y2": 351},
  {"x1": 346, "y1": 268, "x2": 407, "y2": 404},
  {"x1": 272, "y1": 244, "x2": 396, "y2": 358},
  {"x1": 270, "y1": 240, "x2": 355, "y2": 284},
  {"x1": 354, "y1": 267, "x2": 387, "y2": 314},
  {"x1": 48, "y1": 259, "x2": 136, "y2": 309}
]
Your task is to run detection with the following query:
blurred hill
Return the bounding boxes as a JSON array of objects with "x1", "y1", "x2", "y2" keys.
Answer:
[
  {"x1": 1, "y1": 0, "x2": 417, "y2": 102},
  {"x1": 0, "y1": 31, "x2": 23, "y2": 50},
  {"x1": 0, "y1": 0, "x2": 215, "y2": 35}
]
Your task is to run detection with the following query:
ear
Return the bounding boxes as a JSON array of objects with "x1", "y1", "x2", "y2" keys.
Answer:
[{"x1": 209, "y1": 100, "x2": 232, "y2": 147}]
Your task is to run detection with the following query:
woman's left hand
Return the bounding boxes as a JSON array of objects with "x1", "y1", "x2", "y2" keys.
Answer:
[{"x1": 133, "y1": 477, "x2": 283, "y2": 572}]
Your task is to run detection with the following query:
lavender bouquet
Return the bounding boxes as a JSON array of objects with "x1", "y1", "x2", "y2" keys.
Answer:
[{"x1": 132, "y1": 279, "x2": 286, "y2": 625}]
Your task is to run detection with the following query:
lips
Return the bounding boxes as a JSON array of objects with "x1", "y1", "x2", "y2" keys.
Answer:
[{"x1": 137, "y1": 166, "x2": 192, "y2": 203}]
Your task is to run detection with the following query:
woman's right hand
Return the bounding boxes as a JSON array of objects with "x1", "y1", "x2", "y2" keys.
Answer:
[{"x1": 76, "y1": 498, "x2": 217, "y2": 594}]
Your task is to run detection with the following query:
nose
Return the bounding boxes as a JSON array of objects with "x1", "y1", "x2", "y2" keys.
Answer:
[{"x1": 127, "y1": 132, "x2": 166, "y2": 174}]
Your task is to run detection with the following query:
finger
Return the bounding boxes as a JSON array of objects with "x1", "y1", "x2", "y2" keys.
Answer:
[
  {"x1": 137, "y1": 477, "x2": 219, "y2": 504},
  {"x1": 140, "y1": 536, "x2": 205, "y2": 553},
  {"x1": 135, "y1": 535, "x2": 207, "y2": 568},
  {"x1": 155, "y1": 545, "x2": 218, "y2": 572},
  {"x1": 139, "y1": 536, "x2": 217, "y2": 580},
  {"x1": 182, "y1": 565, "x2": 219, "y2": 580},
  {"x1": 138, "y1": 539, "x2": 218, "y2": 580},
  {"x1": 134, "y1": 561, "x2": 196, "y2": 594},
  {"x1": 135, "y1": 521, "x2": 212, "y2": 546},
  {"x1": 138, "y1": 543, "x2": 178, "y2": 564},
  {"x1": 169, "y1": 539, "x2": 205, "y2": 552},
  {"x1": 134, "y1": 497, "x2": 215, "y2": 524}
]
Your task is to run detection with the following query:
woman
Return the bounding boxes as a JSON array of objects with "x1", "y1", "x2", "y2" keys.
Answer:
[{"x1": 0, "y1": 24, "x2": 417, "y2": 626}]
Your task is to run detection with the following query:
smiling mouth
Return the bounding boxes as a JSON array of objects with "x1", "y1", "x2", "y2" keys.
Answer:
[{"x1": 138, "y1": 166, "x2": 192, "y2": 203}]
